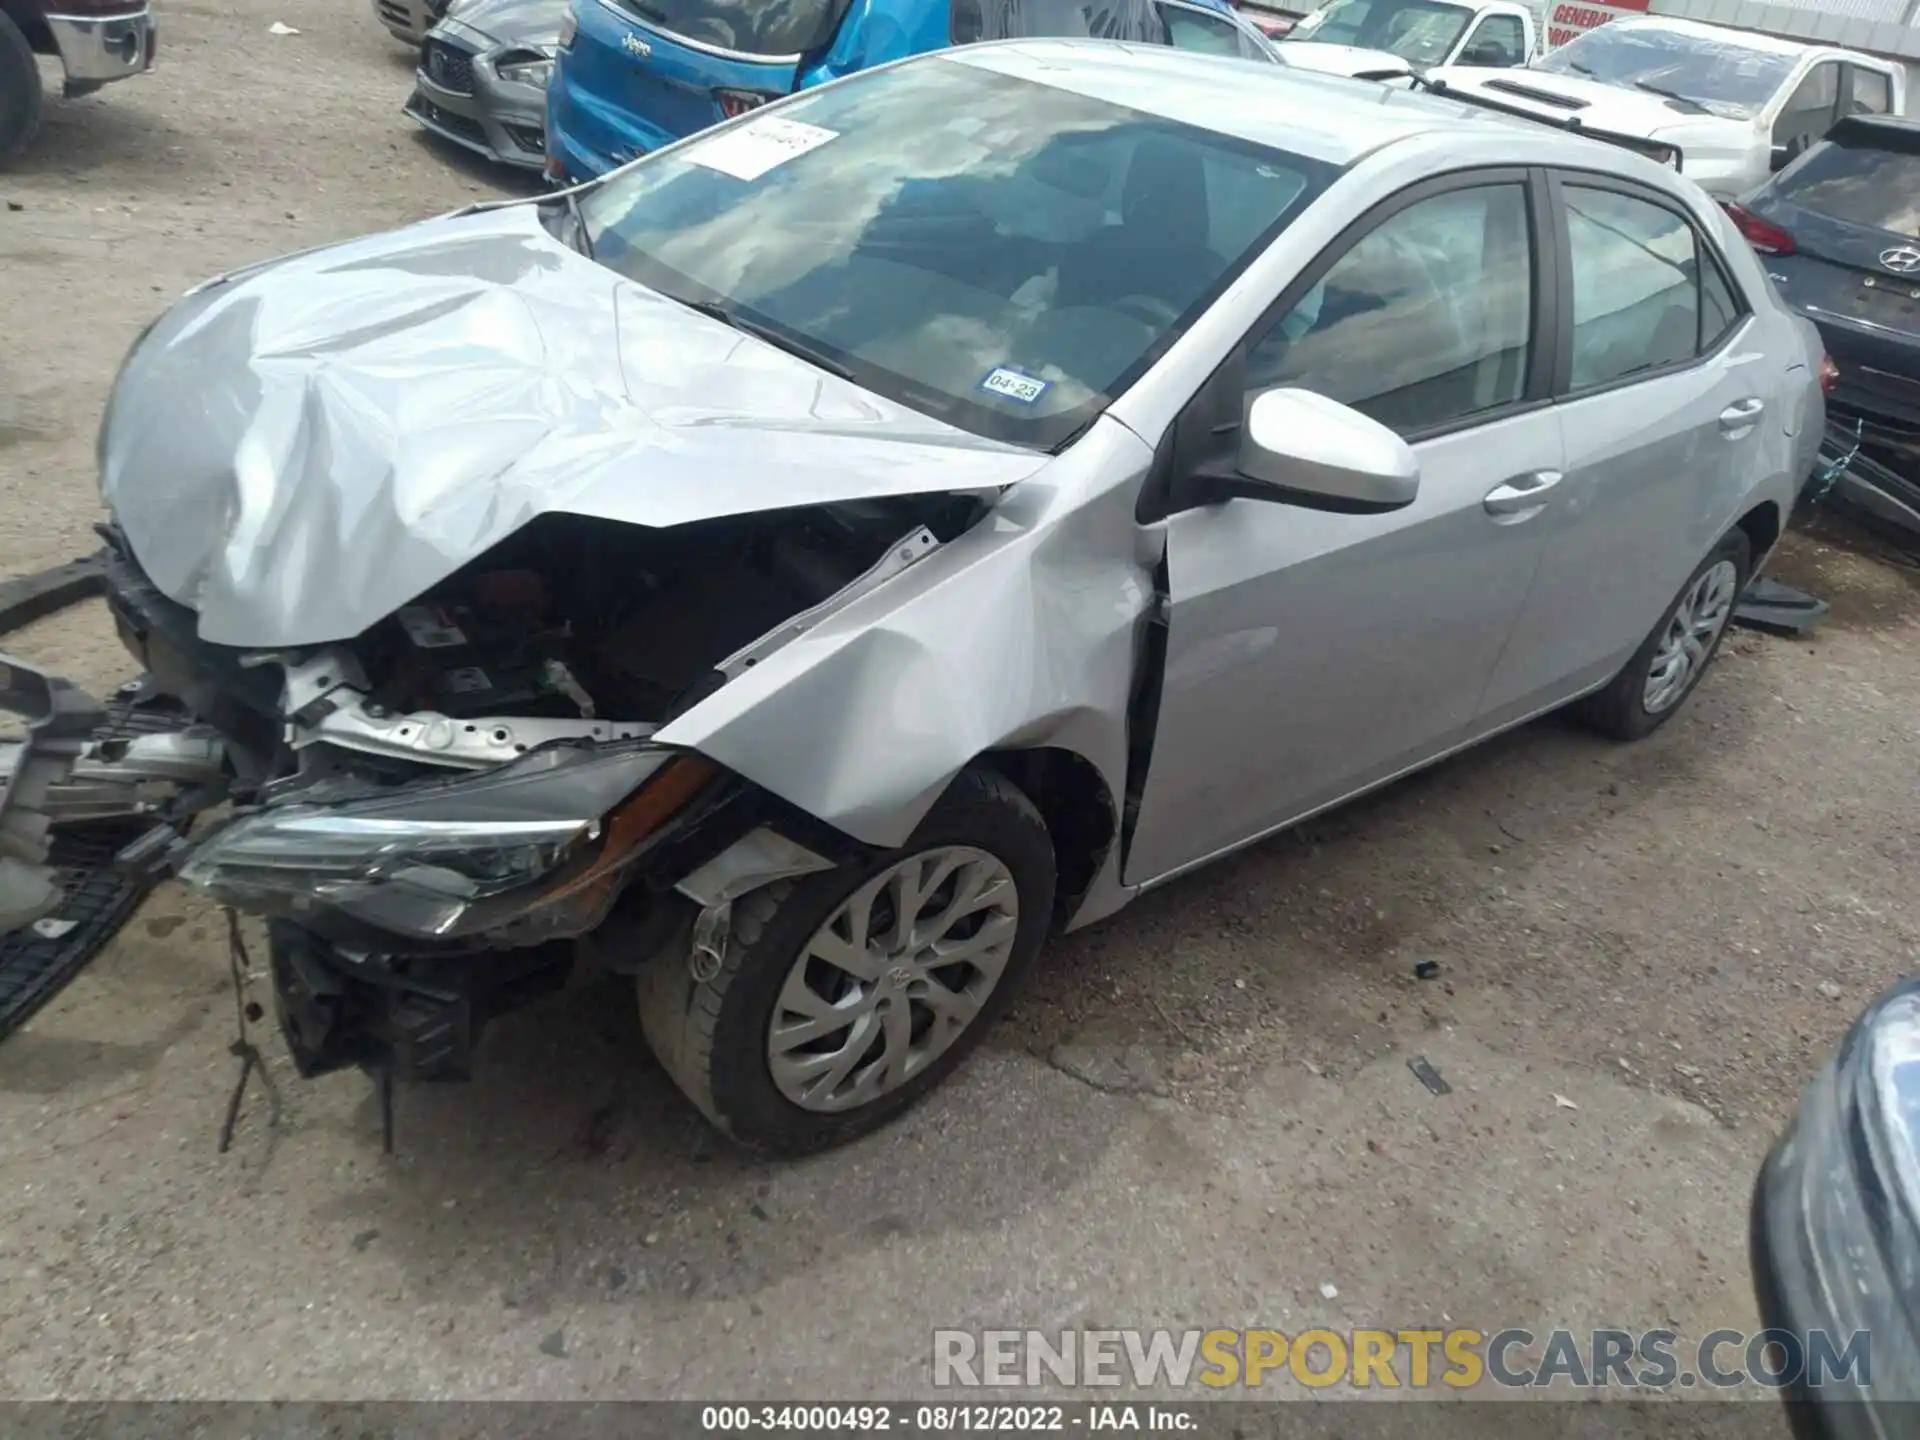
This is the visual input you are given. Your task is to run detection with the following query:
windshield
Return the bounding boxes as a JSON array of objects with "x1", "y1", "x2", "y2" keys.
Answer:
[
  {"x1": 578, "y1": 56, "x2": 1335, "y2": 450},
  {"x1": 1532, "y1": 22, "x2": 1797, "y2": 119},
  {"x1": 606, "y1": 0, "x2": 850, "y2": 57},
  {"x1": 1283, "y1": 0, "x2": 1474, "y2": 65},
  {"x1": 1776, "y1": 137, "x2": 1920, "y2": 237}
]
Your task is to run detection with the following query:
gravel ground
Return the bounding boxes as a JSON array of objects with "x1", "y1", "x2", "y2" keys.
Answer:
[{"x1": 2, "y1": 1, "x2": 1918, "y2": 1413}]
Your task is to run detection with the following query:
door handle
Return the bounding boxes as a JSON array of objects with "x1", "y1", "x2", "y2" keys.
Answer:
[
  {"x1": 1483, "y1": 469, "x2": 1564, "y2": 517},
  {"x1": 1719, "y1": 398, "x2": 1765, "y2": 433}
]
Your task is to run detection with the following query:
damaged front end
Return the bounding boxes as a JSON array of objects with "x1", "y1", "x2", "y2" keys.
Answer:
[{"x1": 3, "y1": 496, "x2": 974, "y2": 1087}]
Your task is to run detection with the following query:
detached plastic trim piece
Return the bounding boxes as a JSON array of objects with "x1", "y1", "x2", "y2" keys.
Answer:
[
  {"x1": 0, "y1": 700, "x2": 186, "y2": 1043},
  {"x1": 1733, "y1": 576, "x2": 1831, "y2": 637},
  {"x1": 0, "y1": 552, "x2": 106, "y2": 641}
]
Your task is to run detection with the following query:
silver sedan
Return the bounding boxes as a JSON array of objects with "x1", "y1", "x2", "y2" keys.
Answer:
[
  {"x1": 62, "y1": 41, "x2": 1824, "y2": 1154},
  {"x1": 406, "y1": 0, "x2": 569, "y2": 170}
]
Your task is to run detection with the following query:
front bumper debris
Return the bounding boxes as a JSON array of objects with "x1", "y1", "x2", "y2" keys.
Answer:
[
  {"x1": 46, "y1": 6, "x2": 157, "y2": 96},
  {"x1": 269, "y1": 920, "x2": 572, "y2": 1081}
]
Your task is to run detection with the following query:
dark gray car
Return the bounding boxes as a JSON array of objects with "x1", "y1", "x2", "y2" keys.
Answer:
[{"x1": 406, "y1": 0, "x2": 570, "y2": 171}]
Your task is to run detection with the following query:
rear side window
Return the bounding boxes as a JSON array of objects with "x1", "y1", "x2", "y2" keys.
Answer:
[
  {"x1": 1846, "y1": 67, "x2": 1893, "y2": 116},
  {"x1": 1774, "y1": 137, "x2": 1920, "y2": 237},
  {"x1": 951, "y1": 0, "x2": 1169, "y2": 42},
  {"x1": 1160, "y1": 2, "x2": 1269, "y2": 57},
  {"x1": 604, "y1": 0, "x2": 849, "y2": 55},
  {"x1": 1562, "y1": 186, "x2": 1743, "y2": 391}
]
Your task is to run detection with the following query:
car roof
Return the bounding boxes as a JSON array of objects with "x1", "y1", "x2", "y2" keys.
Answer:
[{"x1": 947, "y1": 39, "x2": 1537, "y2": 166}]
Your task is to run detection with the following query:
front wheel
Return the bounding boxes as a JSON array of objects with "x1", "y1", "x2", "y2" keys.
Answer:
[
  {"x1": 1575, "y1": 528, "x2": 1750, "y2": 742},
  {"x1": 0, "y1": 13, "x2": 43, "y2": 167},
  {"x1": 636, "y1": 766, "x2": 1056, "y2": 1154}
]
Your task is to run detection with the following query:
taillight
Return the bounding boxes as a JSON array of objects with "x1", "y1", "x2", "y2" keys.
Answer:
[
  {"x1": 714, "y1": 89, "x2": 774, "y2": 120},
  {"x1": 1723, "y1": 203, "x2": 1796, "y2": 256},
  {"x1": 1819, "y1": 354, "x2": 1840, "y2": 396}
]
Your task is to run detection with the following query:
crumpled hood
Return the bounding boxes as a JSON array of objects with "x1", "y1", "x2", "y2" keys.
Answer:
[
  {"x1": 100, "y1": 203, "x2": 1044, "y2": 649},
  {"x1": 1277, "y1": 42, "x2": 1413, "y2": 78}
]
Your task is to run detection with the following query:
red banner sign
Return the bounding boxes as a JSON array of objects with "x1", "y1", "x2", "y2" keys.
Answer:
[{"x1": 1546, "y1": 0, "x2": 1647, "y2": 50}]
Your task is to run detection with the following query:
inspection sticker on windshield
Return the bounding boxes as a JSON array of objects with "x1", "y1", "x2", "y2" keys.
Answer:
[
  {"x1": 978, "y1": 367, "x2": 1049, "y2": 405},
  {"x1": 685, "y1": 117, "x2": 838, "y2": 182}
]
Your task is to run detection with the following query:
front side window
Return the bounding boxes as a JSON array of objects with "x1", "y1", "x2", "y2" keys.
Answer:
[
  {"x1": 1563, "y1": 186, "x2": 1740, "y2": 391},
  {"x1": 580, "y1": 57, "x2": 1335, "y2": 450},
  {"x1": 1533, "y1": 23, "x2": 1796, "y2": 119},
  {"x1": 1458, "y1": 13, "x2": 1524, "y2": 66},
  {"x1": 1774, "y1": 62, "x2": 1840, "y2": 143},
  {"x1": 1246, "y1": 184, "x2": 1533, "y2": 435},
  {"x1": 1284, "y1": 0, "x2": 1475, "y2": 65}
]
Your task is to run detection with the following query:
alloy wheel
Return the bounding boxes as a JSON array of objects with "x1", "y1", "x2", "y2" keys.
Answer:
[
  {"x1": 766, "y1": 846, "x2": 1020, "y2": 1113},
  {"x1": 1643, "y1": 559, "x2": 1739, "y2": 714}
]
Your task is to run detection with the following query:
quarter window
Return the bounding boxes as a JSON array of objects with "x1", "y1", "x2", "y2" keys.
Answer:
[
  {"x1": 1246, "y1": 184, "x2": 1533, "y2": 435},
  {"x1": 1563, "y1": 186, "x2": 1742, "y2": 390}
]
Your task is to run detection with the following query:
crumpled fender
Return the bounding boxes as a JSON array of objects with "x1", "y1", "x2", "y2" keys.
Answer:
[{"x1": 655, "y1": 418, "x2": 1159, "y2": 851}]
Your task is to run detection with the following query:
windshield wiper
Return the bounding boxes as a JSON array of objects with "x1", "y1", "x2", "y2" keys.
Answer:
[
  {"x1": 1630, "y1": 79, "x2": 1708, "y2": 113},
  {"x1": 678, "y1": 297, "x2": 855, "y2": 381},
  {"x1": 1560, "y1": 60, "x2": 1595, "y2": 75}
]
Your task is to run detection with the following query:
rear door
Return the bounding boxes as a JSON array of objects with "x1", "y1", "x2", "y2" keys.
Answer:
[{"x1": 1478, "y1": 174, "x2": 1767, "y2": 724}]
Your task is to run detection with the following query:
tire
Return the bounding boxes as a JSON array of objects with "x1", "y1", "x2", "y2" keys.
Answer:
[
  {"x1": 636, "y1": 765, "x2": 1056, "y2": 1155},
  {"x1": 1575, "y1": 528, "x2": 1751, "y2": 742},
  {"x1": 0, "y1": 13, "x2": 43, "y2": 168}
]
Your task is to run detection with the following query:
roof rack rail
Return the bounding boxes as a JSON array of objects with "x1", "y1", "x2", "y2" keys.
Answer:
[{"x1": 1412, "y1": 74, "x2": 1686, "y2": 171}]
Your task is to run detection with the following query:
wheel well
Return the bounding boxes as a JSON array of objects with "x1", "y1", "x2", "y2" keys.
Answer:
[
  {"x1": 1736, "y1": 501, "x2": 1781, "y2": 568},
  {"x1": 0, "y1": 2, "x2": 52, "y2": 55},
  {"x1": 980, "y1": 747, "x2": 1116, "y2": 926}
]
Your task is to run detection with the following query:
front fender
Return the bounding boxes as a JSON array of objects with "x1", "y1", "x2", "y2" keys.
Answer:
[{"x1": 654, "y1": 418, "x2": 1156, "y2": 850}]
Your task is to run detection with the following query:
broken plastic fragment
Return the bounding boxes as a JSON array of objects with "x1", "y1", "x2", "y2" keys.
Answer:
[{"x1": 1554, "y1": 1093, "x2": 1579, "y2": 1111}]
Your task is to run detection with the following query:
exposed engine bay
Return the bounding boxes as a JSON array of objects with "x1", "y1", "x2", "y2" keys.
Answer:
[{"x1": 265, "y1": 494, "x2": 980, "y2": 786}]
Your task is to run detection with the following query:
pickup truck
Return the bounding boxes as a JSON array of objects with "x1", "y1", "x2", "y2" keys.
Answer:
[
  {"x1": 1, "y1": 0, "x2": 157, "y2": 163},
  {"x1": 1270, "y1": 0, "x2": 1540, "y2": 79},
  {"x1": 1426, "y1": 14, "x2": 1908, "y2": 200}
]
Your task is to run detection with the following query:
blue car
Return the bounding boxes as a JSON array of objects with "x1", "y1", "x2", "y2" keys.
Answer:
[{"x1": 546, "y1": 0, "x2": 1277, "y2": 182}]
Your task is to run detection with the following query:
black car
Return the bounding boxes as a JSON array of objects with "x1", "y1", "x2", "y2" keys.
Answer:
[{"x1": 1728, "y1": 115, "x2": 1920, "y2": 457}]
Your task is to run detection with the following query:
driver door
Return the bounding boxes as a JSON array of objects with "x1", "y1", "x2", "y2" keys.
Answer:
[{"x1": 1124, "y1": 172, "x2": 1564, "y2": 883}]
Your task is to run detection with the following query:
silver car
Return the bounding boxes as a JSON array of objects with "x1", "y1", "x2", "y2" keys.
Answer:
[
  {"x1": 42, "y1": 41, "x2": 1823, "y2": 1154},
  {"x1": 406, "y1": 0, "x2": 569, "y2": 170}
]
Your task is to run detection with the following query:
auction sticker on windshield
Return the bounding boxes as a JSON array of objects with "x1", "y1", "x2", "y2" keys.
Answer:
[
  {"x1": 979, "y1": 367, "x2": 1050, "y2": 405},
  {"x1": 685, "y1": 117, "x2": 839, "y2": 182}
]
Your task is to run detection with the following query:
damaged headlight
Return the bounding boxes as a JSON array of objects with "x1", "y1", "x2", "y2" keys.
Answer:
[{"x1": 180, "y1": 744, "x2": 685, "y2": 938}]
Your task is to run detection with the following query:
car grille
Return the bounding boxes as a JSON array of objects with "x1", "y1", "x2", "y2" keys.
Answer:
[
  {"x1": 422, "y1": 37, "x2": 475, "y2": 94},
  {"x1": 409, "y1": 95, "x2": 487, "y2": 148},
  {"x1": 378, "y1": 0, "x2": 416, "y2": 32}
]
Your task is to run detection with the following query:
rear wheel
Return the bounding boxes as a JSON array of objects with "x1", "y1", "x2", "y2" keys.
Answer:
[
  {"x1": 0, "y1": 14, "x2": 42, "y2": 167},
  {"x1": 636, "y1": 766, "x2": 1055, "y2": 1154},
  {"x1": 1575, "y1": 528, "x2": 1750, "y2": 741}
]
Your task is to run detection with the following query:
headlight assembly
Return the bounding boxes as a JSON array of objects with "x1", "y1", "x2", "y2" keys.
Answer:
[{"x1": 180, "y1": 744, "x2": 710, "y2": 939}]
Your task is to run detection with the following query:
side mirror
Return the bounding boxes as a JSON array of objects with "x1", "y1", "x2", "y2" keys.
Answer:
[{"x1": 1198, "y1": 388, "x2": 1420, "y2": 514}]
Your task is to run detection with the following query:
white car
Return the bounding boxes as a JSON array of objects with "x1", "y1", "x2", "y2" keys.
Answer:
[
  {"x1": 1428, "y1": 15, "x2": 1907, "y2": 200},
  {"x1": 1277, "y1": 0, "x2": 1538, "y2": 81}
]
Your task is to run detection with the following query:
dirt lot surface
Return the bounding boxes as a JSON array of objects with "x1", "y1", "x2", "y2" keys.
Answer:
[{"x1": 2, "y1": 0, "x2": 1918, "y2": 1415}]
